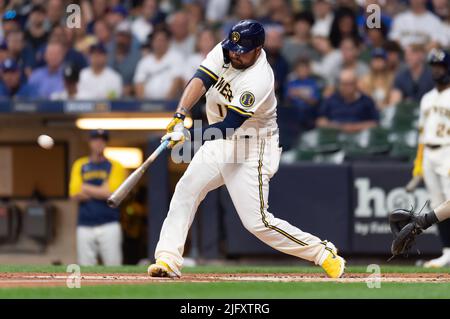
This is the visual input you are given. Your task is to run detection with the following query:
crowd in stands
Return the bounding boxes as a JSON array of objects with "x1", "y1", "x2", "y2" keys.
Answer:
[{"x1": 0, "y1": 0, "x2": 449, "y2": 144}]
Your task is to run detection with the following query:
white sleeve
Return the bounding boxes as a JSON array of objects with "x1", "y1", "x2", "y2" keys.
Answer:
[
  {"x1": 227, "y1": 73, "x2": 273, "y2": 117},
  {"x1": 197, "y1": 43, "x2": 223, "y2": 81},
  {"x1": 76, "y1": 69, "x2": 91, "y2": 99},
  {"x1": 388, "y1": 15, "x2": 402, "y2": 41},
  {"x1": 113, "y1": 72, "x2": 123, "y2": 98},
  {"x1": 133, "y1": 57, "x2": 148, "y2": 84}
]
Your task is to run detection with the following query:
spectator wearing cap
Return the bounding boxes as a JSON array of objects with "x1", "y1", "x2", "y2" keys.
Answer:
[
  {"x1": 285, "y1": 57, "x2": 322, "y2": 130},
  {"x1": 265, "y1": 26, "x2": 290, "y2": 101},
  {"x1": 134, "y1": 26, "x2": 184, "y2": 100},
  {"x1": 131, "y1": 0, "x2": 166, "y2": 44},
  {"x1": 281, "y1": 11, "x2": 316, "y2": 68},
  {"x1": 311, "y1": 0, "x2": 334, "y2": 39},
  {"x1": 28, "y1": 40, "x2": 65, "y2": 98},
  {"x1": 168, "y1": 11, "x2": 196, "y2": 56},
  {"x1": 24, "y1": 5, "x2": 50, "y2": 59},
  {"x1": 78, "y1": 43, "x2": 123, "y2": 100},
  {"x1": 105, "y1": 5, "x2": 128, "y2": 31},
  {"x1": 0, "y1": 58, "x2": 36, "y2": 99},
  {"x1": 358, "y1": 48, "x2": 395, "y2": 110},
  {"x1": 108, "y1": 22, "x2": 141, "y2": 97},
  {"x1": 69, "y1": 129, "x2": 126, "y2": 266},
  {"x1": 317, "y1": 68, "x2": 379, "y2": 133},
  {"x1": 389, "y1": 0, "x2": 448, "y2": 50},
  {"x1": 1, "y1": 10, "x2": 21, "y2": 42},
  {"x1": 390, "y1": 42, "x2": 434, "y2": 105},
  {"x1": 384, "y1": 40, "x2": 404, "y2": 73},
  {"x1": 50, "y1": 63, "x2": 81, "y2": 100}
]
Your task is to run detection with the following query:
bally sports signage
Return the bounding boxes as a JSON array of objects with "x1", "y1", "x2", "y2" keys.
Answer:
[{"x1": 352, "y1": 163, "x2": 441, "y2": 254}]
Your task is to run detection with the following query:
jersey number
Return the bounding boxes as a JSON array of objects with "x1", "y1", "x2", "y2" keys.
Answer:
[
  {"x1": 436, "y1": 123, "x2": 450, "y2": 137},
  {"x1": 217, "y1": 104, "x2": 225, "y2": 117}
]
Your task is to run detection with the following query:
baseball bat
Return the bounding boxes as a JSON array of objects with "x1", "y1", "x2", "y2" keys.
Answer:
[
  {"x1": 405, "y1": 175, "x2": 423, "y2": 193},
  {"x1": 107, "y1": 139, "x2": 170, "y2": 208}
]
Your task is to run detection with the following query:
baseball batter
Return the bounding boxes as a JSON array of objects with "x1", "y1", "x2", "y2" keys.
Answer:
[
  {"x1": 413, "y1": 48, "x2": 450, "y2": 267},
  {"x1": 147, "y1": 20, "x2": 345, "y2": 278}
]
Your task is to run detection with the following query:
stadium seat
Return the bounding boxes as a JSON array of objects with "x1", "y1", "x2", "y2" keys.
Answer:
[
  {"x1": 342, "y1": 127, "x2": 391, "y2": 160},
  {"x1": 389, "y1": 129, "x2": 419, "y2": 162},
  {"x1": 296, "y1": 128, "x2": 341, "y2": 161},
  {"x1": 391, "y1": 101, "x2": 420, "y2": 131}
]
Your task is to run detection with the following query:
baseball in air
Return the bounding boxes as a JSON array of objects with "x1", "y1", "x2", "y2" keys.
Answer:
[{"x1": 37, "y1": 134, "x2": 54, "y2": 149}]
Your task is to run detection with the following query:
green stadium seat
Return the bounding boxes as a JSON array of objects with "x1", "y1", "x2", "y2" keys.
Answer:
[
  {"x1": 391, "y1": 101, "x2": 420, "y2": 131},
  {"x1": 342, "y1": 127, "x2": 391, "y2": 158},
  {"x1": 389, "y1": 129, "x2": 419, "y2": 162},
  {"x1": 296, "y1": 128, "x2": 341, "y2": 161}
]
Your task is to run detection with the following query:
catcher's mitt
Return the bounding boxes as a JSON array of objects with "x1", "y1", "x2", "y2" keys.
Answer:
[{"x1": 388, "y1": 202, "x2": 429, "y2": 260}]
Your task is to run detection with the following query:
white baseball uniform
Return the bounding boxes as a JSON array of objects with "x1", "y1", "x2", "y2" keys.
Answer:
[
  {"x1": 154, "y1": 43, "x2": 334, "y2": 275},
  {"x1": 419, "y1": 87, "x2": 450, "y2": 208}
]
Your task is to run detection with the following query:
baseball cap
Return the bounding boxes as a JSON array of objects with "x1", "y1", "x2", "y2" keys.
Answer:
[
  {"x1": 89, "y1": 43, "x2": 107, "y2": 54},
  {"x1": 110, "y1": 5, "x2": 128, "y2": 17},
  {"x1": 371, "y1": 48, "x2": 387, "y2": 60},
  {"x1": 63, "y1": 63, "x2": 80, "y2": 82},
  {"x1": 115, "y1": 21, "x2": 132, "y2": 34},
  {"x1": 0, "y1": 41, "x2": 8, "y2": 51},
  {"x1": 89, "y1": 129, "x2": 109, "y2": 141},
  {"x1": 1, "y1": 59, "x2": 19, "y2": 72},
  {"x1": 2, "y1": 10, "x2": 18, "y2": 21}
]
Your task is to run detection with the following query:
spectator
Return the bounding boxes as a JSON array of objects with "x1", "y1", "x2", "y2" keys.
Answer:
[
  {"x1": 329, "y1": 6, "x2": 360, "y2": 48},
  {"x1": 105, "y1": 5, "x2": 128, "y2": 31},
  {"x1": 260, "y1": 0, "x2": 292, "y2": 27},
  {"x1": 51, "y1": 63, "x2": 81, "y2": 100},
  {"x1": 134, "y1": 26, "x2": 184, "y2": 100},
  {"x1": 6, "y1": 30, "x2": 35, "y2": 75},
  {"x1": 390, "y1": 42, "x2": 434, "y2": 104},
  {"x1": 78, "y1": 43, "x2": 123, "y2": 100},
  {"x1": 285, "y1": 57, "x2": 322, "y2": 130},
  {"x1": 84, "y1": 0, "x2": 109, "y2": 34},
  {"x1": 69, "y1": 129, "x2": 126, "y2": 266},
  {"x1": 316, "y1": 68, "x2": 379, "y2": 133},
  {"x1": 221, "y1": 0, "x2": 255, "y2": 36},
  {"x1": 184, "y1": 1, "x2": 205, "y2": 35},
  {"x1": 282, "y1": 11, "x2": 316, "y2": 67},
  {"x1": 206, "y1": 0, "x2": 231, "y2": 24},
  {"x1": 356, "y1": 0, "x2": 392, "y2": 39},
  {"x1": 131, "y1": 0, "x2": 166, "y2": 44},
  {"x1": 24, "y1": 5, "x2": 50, "y2": 59},
  {"x1": 108, "y1": 21, "x2": 141, "y2": 97},
  {"x1": 93, "y1": 19, "x2": 112, "y2": 47},
  {"x1": 46, "y1": 0, "x2": 64, "y2": 28},
  {"x1": 384, "y1": 40, "x2": 404, "y2": 73},
  {"x1": 2, "y1": 10, "x2": 21, "y2": 42},
  {"x1": 28, "y1": 40, "x2": 65, "y2": 98},
  {"x1": 432, "y1": 0, "x2": 449, "y2": 21},
  {"x1": 360, "y1": 21, "x2": 388, "y2": 62},
  {"x1": 331, "y1": 36, "x2": 369, "y2": 87},
  {"x1": 389, "y1": 0, "x2": 448, "y2": 49},
  {"x1": 265, "y1": 25, "x2": 290, "y2": 100},
  {"x1": 358, "y1": 48, "x2": 395, "y2": 110},
  {"x1": 311, "y1": 27, "x2": 342, "y2": 87},
  {"x1": 183, "y1": 28, "x2": 217, "y2": 83},
  {"x1": 311, "y1": 0, "x2": 334, "y2": 38},
  {"x1": 168, "y1": 11, "x2": 196, "y2": 56},
  {"x1": 0, "y1": 58, "x2": 36, "y2": 99}
]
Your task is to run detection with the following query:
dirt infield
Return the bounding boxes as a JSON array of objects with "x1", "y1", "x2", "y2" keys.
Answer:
[{"x1": 0, "y1": 272, "x2": 449, "y2": 287}]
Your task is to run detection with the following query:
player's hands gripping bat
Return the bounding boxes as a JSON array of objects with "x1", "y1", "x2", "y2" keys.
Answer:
[
  {"x1": 161, "y1": 122, "x2": 191, "y2": 149},
  {"x1": 107, "y1": 140, "x2": 170, "y2": 208}
]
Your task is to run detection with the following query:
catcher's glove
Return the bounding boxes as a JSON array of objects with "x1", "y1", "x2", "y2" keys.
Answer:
[{"x1": 388, "y1": 202, "x2": 429, "y2": 259}]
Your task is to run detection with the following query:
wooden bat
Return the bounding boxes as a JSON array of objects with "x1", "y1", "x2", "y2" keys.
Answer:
[
  {"x1": 107, "y1": 140, "x2": 170, "y2": 208},
  {"x1": 405, "y1": 176, "x2": 423, "y2": 193}
]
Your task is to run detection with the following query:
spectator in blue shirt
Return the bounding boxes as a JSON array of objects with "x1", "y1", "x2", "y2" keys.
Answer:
[
  {"x1": 6, "y1": 30, "x2": 36, "y2": 77},
  {"x1": 390, "y1": 42, "x2": 434, "y2": 105},
  {"x1": 317, "y1": 68, "x2": 379, "y2": 133},
  {"x1": 28, "y1": 40, "x2": 65, "y2": 98},
  {"x1": 285, "y1": 57, "x2": 322, "y2": 130},
  {"x1": 0, "y1": 59, "x2": 36, "y2": 99}
]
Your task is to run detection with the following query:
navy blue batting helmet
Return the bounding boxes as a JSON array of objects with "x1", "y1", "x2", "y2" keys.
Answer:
[
  {"x1": 427, "y1": 48, "x2": 450, "y2": 71},
  {"x1": 221, "y1": 20, "x2": 265, "y2": 54}
]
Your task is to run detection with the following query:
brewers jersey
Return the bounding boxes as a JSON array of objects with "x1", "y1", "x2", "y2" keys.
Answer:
[
  {"x1": 197, "y1": 43, "x2": 278, "y2": 135},
  {"x1": 418, "y1": 87, "x2": 450, "y2": 145}
]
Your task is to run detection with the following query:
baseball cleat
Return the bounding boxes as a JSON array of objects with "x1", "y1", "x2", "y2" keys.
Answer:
[
  {"x1": 148, "y1": 260, "x2": 179, "y2": 278},
  {"x1": 423, "y1": 249, "x2": 450, "y2": 268},
  {"x1": 320, "y1": 245, "x2": 346, "y2": 278}
]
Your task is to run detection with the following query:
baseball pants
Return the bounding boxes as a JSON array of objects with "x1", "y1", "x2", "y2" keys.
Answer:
[
  {"x1": 77, "y1": 222, "x2": 123, "y2": 266},
  {"x1": 423, "y1": 145, "x2": 450, "y2": 247},
  {"x1": 155, "y1": 134, "x2": 331, "y2": 275}
]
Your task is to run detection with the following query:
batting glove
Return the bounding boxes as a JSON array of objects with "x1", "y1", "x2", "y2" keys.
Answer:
[
  {"x1": 161, "y1": 122, "x2": 190, "y2": 148},
  {"x1": 166, "y1": 112, "x2": 185, "y2": 133}
]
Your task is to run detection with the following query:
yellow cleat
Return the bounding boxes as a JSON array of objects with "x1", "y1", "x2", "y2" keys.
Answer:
[
  {"x1": 320, "y1": 247, "x2": 346, "y2": 278},
  {"x1": 148, "y1": 260, "x2": 179, "y2": 278}
]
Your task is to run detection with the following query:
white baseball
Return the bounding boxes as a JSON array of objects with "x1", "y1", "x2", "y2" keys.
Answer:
[{"x1": 37, "y1": 134, "x2": 54, "y2": 149}]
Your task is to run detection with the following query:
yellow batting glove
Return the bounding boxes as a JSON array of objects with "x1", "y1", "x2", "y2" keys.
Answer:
[{"x1": 167, "y1": 112, "x2": 185, "y2": 133}]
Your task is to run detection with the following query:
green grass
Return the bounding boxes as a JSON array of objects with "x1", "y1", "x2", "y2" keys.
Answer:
[{"x1": 0, "y1": 264, "x2": 449, "y2": 299}]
